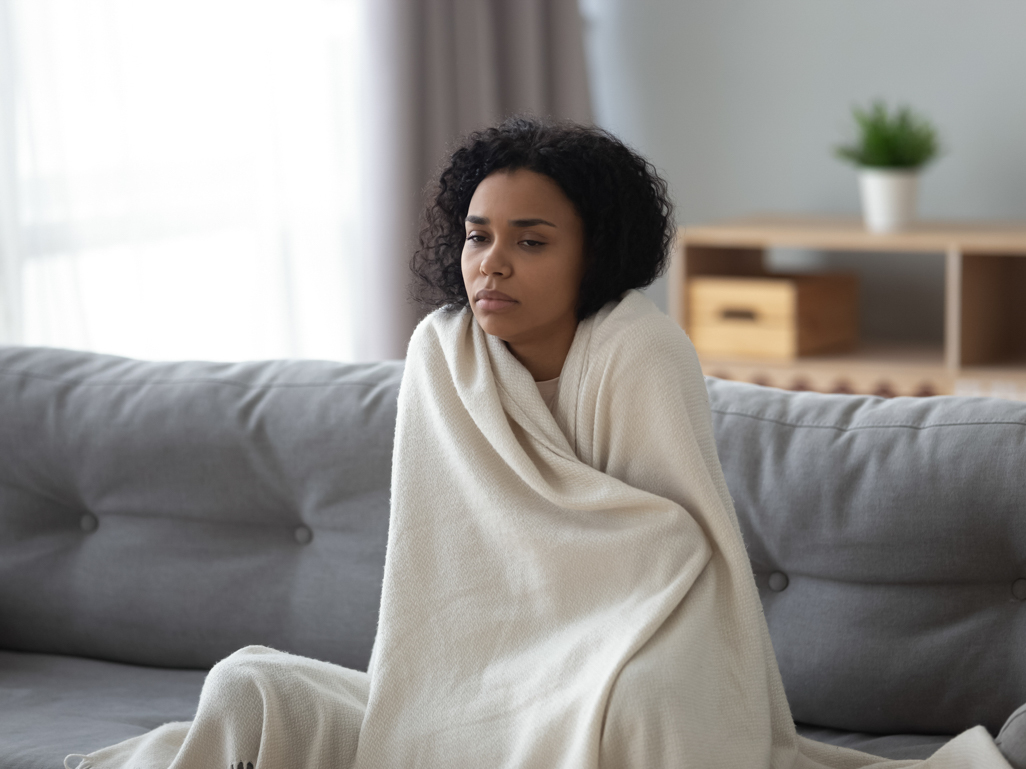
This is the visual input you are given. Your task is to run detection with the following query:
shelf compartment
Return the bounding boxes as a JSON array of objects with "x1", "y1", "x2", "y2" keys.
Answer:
[
  {"x1": 688, "y1": 274, "x2": 857, "y2": 359},
  {"x1": 672, "y1": 216, "x2": 1026, "y2": 399},
  {"x1": 959, "y1": 253, "x2": 1026, "y2": 366}
]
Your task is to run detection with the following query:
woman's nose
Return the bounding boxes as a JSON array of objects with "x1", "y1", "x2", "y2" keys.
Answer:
[{"x1": 479, "y1": 243, "x2": 511, "y2": 276}]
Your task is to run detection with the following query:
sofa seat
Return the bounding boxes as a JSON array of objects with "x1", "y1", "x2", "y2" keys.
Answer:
[
  {"x1": 0, "y1": 650, "x2": 205, "y2": 769},
  {"x1": 2, "y1": 647, "x2": 953, "y2": 767},
  {"x1": 796, "y1": 723, "x2": 950, "y2": 760}
]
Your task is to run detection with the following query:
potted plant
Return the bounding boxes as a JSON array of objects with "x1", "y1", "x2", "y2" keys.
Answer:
[{"x1": 835, "y1": 100, "x2": 940, "y2": 233}]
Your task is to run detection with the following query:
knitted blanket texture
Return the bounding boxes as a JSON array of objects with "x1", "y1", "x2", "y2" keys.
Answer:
[{"x1": 67, "y1": 291, "x2": 1010, "y2": 769}]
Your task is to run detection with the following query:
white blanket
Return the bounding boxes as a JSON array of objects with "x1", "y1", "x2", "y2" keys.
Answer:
[{"x1": 70, "y1": 290, "x2": 1010, "y2": 769}]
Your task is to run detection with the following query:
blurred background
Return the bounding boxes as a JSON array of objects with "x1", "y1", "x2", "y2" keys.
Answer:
[
  {"x1": 0, "y1": 0, "x2": 1024, "y2": 384},
  {"x1": 584, "y1": 0, "x2": 1026, "y2": 345}
]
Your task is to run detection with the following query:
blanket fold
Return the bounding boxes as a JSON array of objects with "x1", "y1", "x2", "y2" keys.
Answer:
[{"x1": 70, "y1": 290, "x2": 1012, "y2": 769}]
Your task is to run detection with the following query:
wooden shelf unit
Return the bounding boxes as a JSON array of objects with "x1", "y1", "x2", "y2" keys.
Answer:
[{"x1": 669, "y1": 215, "x2": 1026, "y2": 399}]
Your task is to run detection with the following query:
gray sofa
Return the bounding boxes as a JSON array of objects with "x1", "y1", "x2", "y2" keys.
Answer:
[{"x1": 1, "y1": 344, "x2": 1024, "y2": 769}]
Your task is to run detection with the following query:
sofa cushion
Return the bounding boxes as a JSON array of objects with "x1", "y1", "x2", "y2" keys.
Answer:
[
  {"x1": 1, "y1": 651, "x2": 947, "y2": 768},
  {"x1": 0, "y1": 649, "x2": 205, "y2": 769},
  {"x1": 795, "y1": 723, "x2": 949, "y2": 761},
  {"x1": 0, "y1": 347, "x2": 403, "y2": 671},
  {"x1": 707, "y1": 378, "x2": 1026, "y2": 736}
]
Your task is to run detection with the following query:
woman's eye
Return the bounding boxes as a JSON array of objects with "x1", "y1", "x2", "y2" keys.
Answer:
[
  {"x1": 520, "y1": 239, "x2": 545, "y2": 247},
  {"x1": 466, "y1": 234, "x2": 487, "y2": 243}
]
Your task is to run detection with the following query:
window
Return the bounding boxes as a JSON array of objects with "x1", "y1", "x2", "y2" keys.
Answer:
[{"x1": 5, "y1": 0, "x2": 362, "y2": 360}]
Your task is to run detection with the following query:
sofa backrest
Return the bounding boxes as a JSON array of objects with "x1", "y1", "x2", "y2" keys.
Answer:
[
  {"x1": 0, "y1": 346, "x2": 402, "y2": 672},
  {"x1": 706, "y1": 377, "x2": 1026, "y2": 736}
]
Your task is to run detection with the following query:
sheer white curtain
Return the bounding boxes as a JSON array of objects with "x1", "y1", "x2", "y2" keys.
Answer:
[{"x1": 0, "y1": 0, "x2": 361, "y2": 361}]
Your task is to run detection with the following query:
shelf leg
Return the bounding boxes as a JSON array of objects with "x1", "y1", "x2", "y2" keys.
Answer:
[{"x1": 945, "y1": 246, "x2": 962, "y2": 370}]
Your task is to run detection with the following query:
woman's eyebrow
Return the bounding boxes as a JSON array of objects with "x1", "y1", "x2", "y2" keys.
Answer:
[
  {"x1": 464, "y1": 215, "x2": 557, "y2": 228},
  {"x1": 510, "y1": 218, "x2": 556, "y2": 228},
  {"x1": 465, "y1": 217, "x2": 558, "y2": 228}
]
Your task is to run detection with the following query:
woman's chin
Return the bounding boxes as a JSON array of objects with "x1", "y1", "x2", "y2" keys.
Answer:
[{"x1": 473, "y1": 313, "x2": 519, "y2": 342}]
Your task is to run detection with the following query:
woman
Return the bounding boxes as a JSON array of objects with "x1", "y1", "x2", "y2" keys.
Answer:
[{"x1": 68, "y1": 118, "x2": 1019, "y2": 769}]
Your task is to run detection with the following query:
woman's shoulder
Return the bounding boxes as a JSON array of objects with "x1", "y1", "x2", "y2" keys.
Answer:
[
  {"x1": 589, "y1": 290, "x2": 697, "y2": 375},
  {"x1": 406, "y1": 304, "x2": 472, "y2": 357}
]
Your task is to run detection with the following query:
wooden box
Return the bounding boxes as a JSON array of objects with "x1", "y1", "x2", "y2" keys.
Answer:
[{"x1": 687, "y1": 274, "x2": 858, "y2": 359}]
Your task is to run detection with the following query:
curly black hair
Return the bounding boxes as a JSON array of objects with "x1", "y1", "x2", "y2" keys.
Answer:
[{"x1": 410, "y1": 116, "x2": 675, "y2": 320}]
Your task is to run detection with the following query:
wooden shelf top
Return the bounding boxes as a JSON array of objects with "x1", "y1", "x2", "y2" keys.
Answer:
[{"x1": 680, "y1": 214, "x2": 1026, "y2": 254}]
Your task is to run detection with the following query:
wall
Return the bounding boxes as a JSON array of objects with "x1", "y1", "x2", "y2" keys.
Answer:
[{"x1": 580, "y1": 0, "x2": 1026, "y2": 343}]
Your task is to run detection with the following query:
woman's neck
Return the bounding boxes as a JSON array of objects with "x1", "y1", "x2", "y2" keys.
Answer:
[{"x1": 505, "y1": 323, "x2": 577, "y2": 381}]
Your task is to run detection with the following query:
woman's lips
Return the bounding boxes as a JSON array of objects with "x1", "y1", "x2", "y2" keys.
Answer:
[{"x1": 475, "y1": 290, "x2": 518, "y2": 313}]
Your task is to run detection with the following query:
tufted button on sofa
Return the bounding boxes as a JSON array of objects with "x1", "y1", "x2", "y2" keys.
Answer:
[{"x1": 0, "y1": 346, "x2": 1024, "y2": 768}]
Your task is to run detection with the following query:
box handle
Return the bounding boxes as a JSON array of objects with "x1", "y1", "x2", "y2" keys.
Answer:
[{"x1": 721, "y1": 308, "x2": 758, "y2": 322}]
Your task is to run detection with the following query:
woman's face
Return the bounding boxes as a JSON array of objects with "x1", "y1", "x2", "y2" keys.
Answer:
[{"x1": 461, "y1": 169, "x2": 586, "y2": 355}]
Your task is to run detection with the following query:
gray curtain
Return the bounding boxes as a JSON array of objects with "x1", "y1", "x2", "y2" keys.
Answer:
[{"x1": 357, "y1": 0, "x2": 594, "y2": 361}]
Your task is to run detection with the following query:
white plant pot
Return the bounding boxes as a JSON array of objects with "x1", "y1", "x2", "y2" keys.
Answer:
[{"x1": 858, "y1": 168, "x2": 919, "y2": 233}]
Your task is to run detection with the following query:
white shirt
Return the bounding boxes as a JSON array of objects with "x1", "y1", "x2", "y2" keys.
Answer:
[{"x1": 535, "y1": 376, "x2": 559, "y2": 414}]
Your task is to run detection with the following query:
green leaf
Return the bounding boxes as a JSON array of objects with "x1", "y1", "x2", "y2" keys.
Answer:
[{"x1": 834, "y1": 99, "x2": 940, "y2": 169}]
